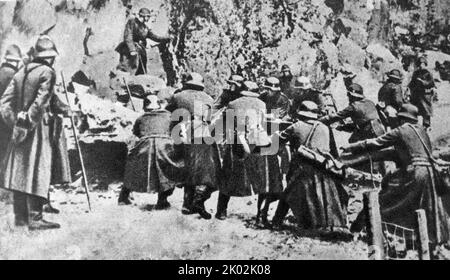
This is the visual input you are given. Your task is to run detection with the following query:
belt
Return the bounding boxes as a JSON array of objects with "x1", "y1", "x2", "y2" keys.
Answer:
[
  {"x1": 142, "y1": 134, "x2": 172, "y2": 139},
  {"x1": 410, "y1": 157, "x2": 432, "y2": 167}
]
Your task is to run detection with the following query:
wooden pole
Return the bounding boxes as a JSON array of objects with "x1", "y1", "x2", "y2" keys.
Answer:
[
  {"x1": 61, "y1": 72, "x2": 92, "y2": 211},
  {"x1": 364, "y1": 191, "x2": 385, "y2": 260},
  {"x1": 416, "y1": 209, "x2": 431, "y2": 260}
]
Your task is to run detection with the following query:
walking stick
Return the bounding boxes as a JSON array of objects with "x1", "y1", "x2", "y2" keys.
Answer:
[
  {"x1": 122, "y1": 77, "x2": 137, "y2": 111},
  {"x1": 60, "y1": 72, "x2": 92, "y2": 211}
]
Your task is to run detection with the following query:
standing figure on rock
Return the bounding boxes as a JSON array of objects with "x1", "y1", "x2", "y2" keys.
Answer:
[
  {"x1": 259, "y1": 77, "x2": 291, "y2": 120},
  {"x1": 0, "y1": 44, "x2": 22, "y2": 171},
  {"x1": 319, "y1": 83, "x2": 385, "y2": 144},
  {"x1": 278, "y1": 65, "x2": 295, "y2": 100},
  {"x1": 271, "y1": 101, "x2": 348, "y2": 231},
  {"x1": 0, "y1": 36, "x2": 61, "y2": 230},
  {"x1": 342, "y1": 104, "x2": 450, "y2": 249},
  {"x1": 119, "y1": 89, "x2": 184, "y2": 210},
  {"x1": 215, "y1": 81, "x2": 277, "y2": 225},
  {"x1": 166, "y1": 73, "x2": 221, "y2": 219},
  {"x1": 378, "y1": 69, "x2": 405, "y2": 128},
  {"x1": 408, "y1": 57, "x2": 436, "y2": 129},
  {"x1": 213, "y1": 74, "x2": 244, "y2": 110},
  {"x1": 115, "y1": 7, "x2": 170, "y2": 75}
]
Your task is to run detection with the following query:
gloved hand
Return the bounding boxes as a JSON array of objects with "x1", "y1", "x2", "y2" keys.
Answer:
[{"x1": 341, "y1": 141, "x2": 365, "y2": 153}]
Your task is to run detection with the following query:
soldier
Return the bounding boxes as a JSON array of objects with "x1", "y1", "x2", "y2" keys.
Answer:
[
  {"x1": 278, "y1": 65, "x2": 295, "y2": 100},
  {"x1": 115, "y1": 7, "x2": 170, "y2": 75},
  {"x1": 119, "y1": 89, "x2": 184, "y2": 209},
  {"x1": 215, "y1": 81, "x2": 277, "y2": 224},
  {"x1": 259, "y1": 77, "x2": 290, "y2": 120},
  {"x1": 0, "y1": 44, "x2": 22, "y2": 169},
  {"x1": 408, "y1": 57, "x2": 436, "y2": 129},
  {"x1": 378, "y1": 69, "x2": 405, "y2": 128},
  {"x1": 342, "y1": 104, "x2": 450, "y2": 248},
  {"x1": 290, "y1": 76, "x2": 326, "y2": 117},
  {"x1": 0, "y1": 36, "x2": 61, "y2": 230},
  {"x1": 166, "y1": 73, "x2": 221, "y2": 219},
  {"x1": 213, "y1": 74, "x2": 244, "y2": 110},
  {"x1": 319, "y1": 83, "x2": 385, "y2": 144},
  {"x1": 272, "y1": 101, "x2": 348, "y2": 230},
  {"x1": 0, "y1": 44, "x2": 22, "y2": 96}
]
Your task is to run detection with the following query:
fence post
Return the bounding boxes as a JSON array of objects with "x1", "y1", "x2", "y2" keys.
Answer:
[
  {"x1": 415, "y1": 209, "x2": 431, "y2": 260},
  {"x1": 364, "y1": 191, "x2": 385, "y2": 260}
]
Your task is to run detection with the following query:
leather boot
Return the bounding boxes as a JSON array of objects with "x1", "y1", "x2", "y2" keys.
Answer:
[
  {"x1": 118, "y1": 187, "x2": 132, "y2": 205},
  {"x1": 271, "y1": 199, "x2": 290, "y2": 230},
  {"x1": 182, "y1": 186, "x2": 195, "y2": 215},
  {"x1": 28, "y1": 196, "x2": 60, "y2": 231},
  {"x1": 13, "y1": 192, "x2": 28, "y2": 227},
  {"x1": 155, "y1": 191, "x2": 171, "y2": 210},
  {"x1": 215, "y1": 193, "x2": 230, "y2": 220},
  {"x1": 43, "y1": 204, "x2": 60, "y2": 214},
  {"x1": 193, "y1": 185, "x2": 212, "y2": 220}
]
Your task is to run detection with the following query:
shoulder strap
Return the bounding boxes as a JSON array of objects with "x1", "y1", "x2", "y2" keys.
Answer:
[
  {"x1": 407, "y1": 123, "x2": 434, "y2": 160},
  {"x1": 304, "y1": 121, "x2": 319, "y2": 148},
  {"x1": 19, "y1": 64, "x2": 45, "y2": 112}
]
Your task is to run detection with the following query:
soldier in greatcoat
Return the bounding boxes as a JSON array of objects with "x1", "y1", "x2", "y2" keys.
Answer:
[
  {"x1": 166, "y1": 73, "x2": 221, "y2": 219},
  {"x1": 0, "y1": 37, "x2": 62, "y2": 230},
  {"x1": 271, "y1": 101, "x2": 348, "y2": 230},
  {"x1": 278, "y1": 65, "x2": 295, "y2": 100},
  {"x1": 115, "y1": 8, "x2": 170, "y2": 75},
  {"x1": 378, "y1": 69, "x2": 405, "y2": 128},
  {"x1": 0, "y1": 45, "x2": 22, "y2": 171},
  {"x1": 342, "y1": 104, "x2": 450, "y2": 249},
  {"x1": 319, "y1": 83, "x2": 385, "y2": 144},
  {"x1": 408, "y1": 57, "x2": 436, "y2": 129},
  {"x1": 119, "y1": 88, "x2": 184, "y2": 209},
  {"x1": 215, "y1": 81, "x2": 277, "y2": 224}
]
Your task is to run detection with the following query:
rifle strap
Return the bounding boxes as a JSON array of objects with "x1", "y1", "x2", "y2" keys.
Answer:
[{"x1": 304, "y1": 121, "x2": 319, "y2": 148}]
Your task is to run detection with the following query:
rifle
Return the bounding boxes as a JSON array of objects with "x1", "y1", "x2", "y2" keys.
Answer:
[
  {"x1": 60, "y1": 72, "x2": 92, "y2": 211},
  {"x1": 122, "y1": 78, "x2": 137, "y2": 111}
]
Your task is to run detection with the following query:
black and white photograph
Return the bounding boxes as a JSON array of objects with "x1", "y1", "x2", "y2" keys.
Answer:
[{"x1": 1, "y1": 0, "x2": 450, "y2": 261}]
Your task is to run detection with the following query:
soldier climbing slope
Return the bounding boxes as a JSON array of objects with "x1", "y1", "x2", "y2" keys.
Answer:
[
  {"x1": 115, "y1": 7, "x2": 170, "y2": 75},
  {"x1": 408, "y1": 57, "x2": 436, "y2": 129}
]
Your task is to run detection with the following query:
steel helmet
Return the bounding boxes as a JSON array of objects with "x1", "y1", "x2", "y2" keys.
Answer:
[
  {"x1": 227, "y1": 74, "x2": 244, "y2": 87},
  {"x1": 264, "y1": 77, "x2": 281, "y2": 91},
  {"x1": 139, "y1": 8, "x2": 152, "y2": 17},
  {"x1": 397, "y1": 103, "x2": 419, "y2": 122},
  {"x1": 4, "y1": 44, "x2": 22, "y2": 61},
  {"x1": 34, "y1": 36, "x2": 58, "y2": 58},
  {"x1": 240, "y1": 81, "x2": 260, "y2": 97},
  {"x1": 347, "y1": 83, "x2": 364, "y2": 99},
  {"x1": 294, "y1": 76, "x2": 312, "y2": 90},
  {"x1": 296, "y1": 101, "x2": 319, "y2": 119},
  {"x1": 185, "y1": 72, "x2": 205, "y2": 89}
]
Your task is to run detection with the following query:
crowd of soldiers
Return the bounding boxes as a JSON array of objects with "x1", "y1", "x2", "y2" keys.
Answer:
[{"x1": 0, "y1": 6, "x2": 449, "y2": 253}]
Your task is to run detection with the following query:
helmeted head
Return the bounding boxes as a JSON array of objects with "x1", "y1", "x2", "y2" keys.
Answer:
[
  {"x1": 138, "y1": 8, "x2": 154, "y2": 23},
  {"x1": 226, "y1": 74, "x2": 244, "y2": 92},
  {"x1": 3, "y1": 44, "x2": 22, "y2": 62},
  {"x1": 296, "y1": 101, "x2": 319, "y2": 120},
  {"x1": 281, "y1": 64, "x2": 292, "y2": 77},
  {"x1": 240, "y1": 81, "x2": 260, "y2": 97},
  {"x1": 264, "y1": 77, "x2": 281, "y2": 92},
  {"x1": 416, "y1": 56, "x2": 428, "y2": 69},
  {"x1": 387, "y1": 69, "x2": 402, "y2": 82},
  {"x1": 185, "y1": 72, "x2": 205, "y2": 90},
  {"x1": 33, "y1": 36, "x2": 58, "y2": 59},
  {"x1": 347, "y1": 83, "x2": 364, "y2": 100},
  {"x1": 397, "y1": 103, "x2": 419, "y2": 123},
  {"x1": 293, "y1": 76, "x2": 312, "y2": 90}
]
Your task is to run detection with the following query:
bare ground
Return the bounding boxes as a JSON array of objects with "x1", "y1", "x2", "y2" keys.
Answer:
[{"x1": 0, "y1": 186, "x2": 367, "y2": 260}]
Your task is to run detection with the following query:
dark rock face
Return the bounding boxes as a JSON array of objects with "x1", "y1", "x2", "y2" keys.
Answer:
[{"x1": 325, "y1": 0, "x2": 344, "y2": 14}]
